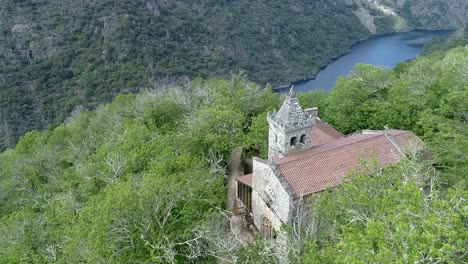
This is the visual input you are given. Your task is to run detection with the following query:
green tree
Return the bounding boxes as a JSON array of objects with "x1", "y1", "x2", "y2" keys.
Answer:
[
  {"x1": 323, "y1": 65, "x2": 393, "y2": 133},
  {"x1": 304, "y1": 157, "x2": 467, "y2": 263}
]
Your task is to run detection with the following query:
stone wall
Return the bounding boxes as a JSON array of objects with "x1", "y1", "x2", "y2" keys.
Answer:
[
  {"x1": 251, "y1": 191, "x2": 283, "y2": 232},
  {"x1": 268, "y1": 120, "x2": 315, "y2": 159},
  {"x1": 251, "y1": 158, "x2": 294, "y2": 231},
  {"x1": 267, "y1": 89, "x2": 316, "y2": 159},
  {"x1": 268, "y1": 121, "x2": 287, "y2": 158}
]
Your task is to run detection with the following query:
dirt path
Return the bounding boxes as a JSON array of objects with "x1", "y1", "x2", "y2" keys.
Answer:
[
  {"x1": 225, "y1": 147, "x2": 255, "y2": 243},
  {"x1": 226, "y1": 147, "x2": 243, "y2": 210}
]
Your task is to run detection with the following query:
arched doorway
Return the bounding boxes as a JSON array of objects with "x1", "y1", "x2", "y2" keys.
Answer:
[{"x1": 261, "y1": 216, "x2": 274, "y2": 239}]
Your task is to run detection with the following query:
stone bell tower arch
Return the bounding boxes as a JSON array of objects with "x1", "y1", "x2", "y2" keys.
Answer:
[{"x1": 267, "y1": 86, "x2": 317, "y2": 159}]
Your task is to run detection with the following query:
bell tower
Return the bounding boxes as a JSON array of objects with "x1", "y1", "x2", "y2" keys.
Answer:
[{"x1": 267, "y1": 86, "x2": 317, "y2": 159}]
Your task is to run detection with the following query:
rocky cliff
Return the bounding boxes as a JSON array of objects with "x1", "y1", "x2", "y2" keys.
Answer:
[
  {"x1": 352, "y1": 0, "x2": 467, "y2": 33},
  {"x1": 411, "y1": 0, "x2": 468, "y2": 30}
]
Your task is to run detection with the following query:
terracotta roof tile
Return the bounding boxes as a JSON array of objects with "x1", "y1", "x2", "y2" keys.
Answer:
[
  {"x1": 311, "y1": 120, "x2": 344, "y2": 146},
  {"x1": 275, "y1": 130, "x2": 414, "y2": 198},
  {"x1": 236, "y1": 174, "x2": 253, "y2": 187}
]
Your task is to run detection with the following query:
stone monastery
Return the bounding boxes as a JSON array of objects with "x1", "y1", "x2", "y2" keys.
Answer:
[{"x1": 235, "y1": 86, "x2": 417, "y2": 239}]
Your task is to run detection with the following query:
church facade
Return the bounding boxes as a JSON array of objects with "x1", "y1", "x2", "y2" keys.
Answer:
[{"x1": 236, "y1": 87, "x2": 417, "y2": 239}]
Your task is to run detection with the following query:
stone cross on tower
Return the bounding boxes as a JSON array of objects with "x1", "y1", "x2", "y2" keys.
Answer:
[{"x1": 267, "y1": 86, "x2": 317, "y2": 159}]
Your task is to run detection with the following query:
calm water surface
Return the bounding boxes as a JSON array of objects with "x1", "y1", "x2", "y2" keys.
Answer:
[{"x1": 289, "y1": 30, "x2": 452, "y2": 93}]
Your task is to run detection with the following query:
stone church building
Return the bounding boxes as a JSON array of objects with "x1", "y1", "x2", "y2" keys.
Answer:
[{"x1": 236, "y1": 87, "x2": 416, "y2": 239}]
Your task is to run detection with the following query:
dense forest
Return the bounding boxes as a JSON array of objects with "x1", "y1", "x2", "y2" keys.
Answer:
[
  {"x1": 422, "y1": 27, "x2": 468, "y2": 55},
  {"x1": 1, "y1": 0, "x2": 466, "y2": 151},
  {"x1": 0, "y1": 40, "x2": 466, "y2": 262}
]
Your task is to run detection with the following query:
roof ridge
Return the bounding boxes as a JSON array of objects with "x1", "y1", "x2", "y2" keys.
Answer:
[
  {"x1": 315, "y1": 119, "x2": 344, "y2": 136},
  {"x1": 276, "y1": 129, "x2": 415, "y2": 198},
  {"x1": 385, "y1": 130, "x2": 410, "y2": 155},
  {"x1": 277, "y1": 132, "x2": 397, "y2": 165}
]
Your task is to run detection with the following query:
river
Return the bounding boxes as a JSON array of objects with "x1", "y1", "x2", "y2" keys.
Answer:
[{"x1": 280, "y1": 30, "x2": 453, "y2": 93}]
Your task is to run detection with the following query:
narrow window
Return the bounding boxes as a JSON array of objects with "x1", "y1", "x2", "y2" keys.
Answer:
[
  {"x1": 300, "y1": 134, "x2": 306, "y2": 144},
  {"x1": 290, "y1": 137, "x2": 297, "y2": 146},
  {"x1": 275, "y1": 135, "x2": 277, "y2": 143}
]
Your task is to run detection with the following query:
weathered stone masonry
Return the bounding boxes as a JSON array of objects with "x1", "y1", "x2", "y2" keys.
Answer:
[
  {"x1": 268, "y1": 87, "x2": 316, "y2": 159},
  {"x1": 236, "y1": 85, "x2": 417, "y2": 240}
]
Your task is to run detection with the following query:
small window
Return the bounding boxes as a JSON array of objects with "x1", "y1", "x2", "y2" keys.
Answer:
[
  {"x1": 275, "y1": 135, "x2": 277, "y2": 143},
  {"x1": 300, "y1": 134, "x2": 306, "y2": 144},
  {"x1": 290, "y1": 137, "x2": 297, "y2": 146}
]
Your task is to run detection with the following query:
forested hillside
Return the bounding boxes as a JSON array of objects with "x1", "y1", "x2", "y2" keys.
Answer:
[
  {"x1": 0, "y1": 43, "x2": 466, "y2": 262},
  {"x1": 422, "y1": 28, "x2": 468, "y2": 55},
  {"x1": 301, "y1": 45, "x2": 467, "y2": 262},
  {"x1": 0, "y1": 0, "x2": 368, "y2": 151},
  {"x1": 0, "y1": 75, "x2": 280, "y2": 262},
  {"x1": 1, "y1": 0, "x2": 466, "y2": 151}
]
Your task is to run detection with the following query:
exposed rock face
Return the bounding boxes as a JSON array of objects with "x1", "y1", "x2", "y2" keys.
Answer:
[
  {"x1": 411, "y1": 0, "x2": 468, "y2": 29},
  {"x1": 63, "y1": 105, "x2": 85, "y2": 125},
  {"x1": 351, "y1": 0, "x2": 410, "y2": 33},
  {"x1": 351, "y1": 0, "x2": 467, "y2": 33},
  {"x1": 353, "y1": 5, "x2": 377, "y2": 34},
  {"x1": 11, "y1": 24, "x2": 31, "y2": 33}
]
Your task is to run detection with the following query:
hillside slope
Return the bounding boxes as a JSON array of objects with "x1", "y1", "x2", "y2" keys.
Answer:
[
  {"x1": 0, "y1": 44, "x2": 466, "y2": 262},
  {"x1": 410, "y1": 0, "x2": 468, "y2": 29},
  {"x1": 0, "y1": 0, "x2": 466, "y2": 151}
]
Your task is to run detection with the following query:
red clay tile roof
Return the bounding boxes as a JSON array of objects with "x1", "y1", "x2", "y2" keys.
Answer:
[
  {"x1": 311, "y1": 120, "x2": 344, "y2": 146},
  {"x1": 236, "y1": 174, "x2": 253, "y2": 188},
  {"x1": 274, "y1": 130, "x2": 414, "y2": 198}
]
